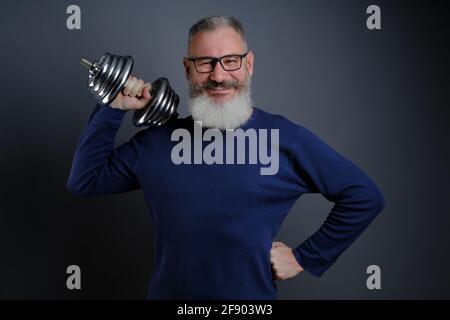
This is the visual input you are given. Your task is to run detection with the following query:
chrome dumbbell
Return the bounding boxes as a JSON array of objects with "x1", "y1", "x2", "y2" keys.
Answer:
[{"x1": 80, "y1": 52, "x2": 179, "y2": 127}]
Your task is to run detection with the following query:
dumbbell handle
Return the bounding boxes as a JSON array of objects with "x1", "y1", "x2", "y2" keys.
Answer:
[{"x1": 80, "y1": 57, "x2": 94, "y2": 69}]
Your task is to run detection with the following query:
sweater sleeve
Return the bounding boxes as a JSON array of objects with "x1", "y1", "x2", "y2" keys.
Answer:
[
  {"x1": 66, "y1": 103, "x2": 141, "y2": 197},
  {"x1": 290, "y1": 126, "x2": 385, "y2": 277}
]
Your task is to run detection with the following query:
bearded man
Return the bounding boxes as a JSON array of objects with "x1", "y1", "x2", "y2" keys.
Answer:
[{"x1": 67, "y1": 15, "x2": 385, "y2": 300}]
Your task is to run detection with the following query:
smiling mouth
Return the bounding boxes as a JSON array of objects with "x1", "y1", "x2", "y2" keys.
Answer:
[{"x1": 208, "y1": 88, "x2": 234, "y2": 94}]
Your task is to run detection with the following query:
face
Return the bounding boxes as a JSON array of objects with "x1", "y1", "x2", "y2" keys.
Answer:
[{"x1": 183, "y1": 27, "x2": 254, "y2": 103}]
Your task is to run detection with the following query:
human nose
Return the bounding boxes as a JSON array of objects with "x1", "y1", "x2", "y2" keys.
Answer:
[{"x1": 209, "y1": 60, "x2": 228, "y2": 83}]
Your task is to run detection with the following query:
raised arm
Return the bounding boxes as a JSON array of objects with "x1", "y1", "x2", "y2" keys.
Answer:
[
  {"x1": 66, "y1": 76, "x2": 152, "y2": 197},
  {"x1": 66, "y1": 104, "x2": 140, "y2": 197}
]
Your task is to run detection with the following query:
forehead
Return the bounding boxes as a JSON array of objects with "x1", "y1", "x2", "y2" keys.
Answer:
[{"x1": 188, "y1": 27, "x2": 246, "y2": 57}]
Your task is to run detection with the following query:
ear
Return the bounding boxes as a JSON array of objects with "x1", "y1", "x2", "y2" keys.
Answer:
[
  {"x1": 246, "y1": 50, "x2": 254, "y2": 77},
  {"x1": 183, "y1": 57, "x2": 191, "y2": 80}
]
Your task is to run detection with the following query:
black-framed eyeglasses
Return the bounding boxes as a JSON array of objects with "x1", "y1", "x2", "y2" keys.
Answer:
[{"x1": 187, "y1": 52, "x2": 249, "y2": 73}]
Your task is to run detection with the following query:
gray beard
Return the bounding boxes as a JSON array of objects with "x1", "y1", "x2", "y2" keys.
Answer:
[{"x1": 187, "y1": 81, "x2": 253, "y2": 130}]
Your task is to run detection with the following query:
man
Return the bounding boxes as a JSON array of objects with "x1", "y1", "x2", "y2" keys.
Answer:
[{"x1": 67, "y1": 15, "x2": 385, "y2": 299}]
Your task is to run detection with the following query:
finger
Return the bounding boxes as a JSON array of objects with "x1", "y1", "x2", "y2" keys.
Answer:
[
  {"x1": 128, "y1": 79, "x2": 142, "y2": 98},
  {"x1": 137, "y1": 81, "x2": 150, "y2": 97},
  {"x1": 143, "y1": 83, "x2": 152, "y2": 100},
  {"x1": 123, "y1": 77, "x2": 137, "y2": 96},
  {"x1": 136, "y1": 80, "x2": 148, "y2": 98},
  {"x1": 131, "y1": 79, "x2": 145, "y2": 98},
  {"x1": 272, "y1": 269, "x2": 282, "y2": 281},
  {"x1": 123, "y1": 77, "x2": 136, "y2": 95}
]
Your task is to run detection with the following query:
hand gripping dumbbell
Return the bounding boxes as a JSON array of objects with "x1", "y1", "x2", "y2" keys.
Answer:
[{"x1": 80, "y1": 52, "x2": 179, "y2": 127}]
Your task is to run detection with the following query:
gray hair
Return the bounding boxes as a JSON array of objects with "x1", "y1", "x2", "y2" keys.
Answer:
[{"x1": 188, "y1": 15, "x2": 248, "y2": 52}]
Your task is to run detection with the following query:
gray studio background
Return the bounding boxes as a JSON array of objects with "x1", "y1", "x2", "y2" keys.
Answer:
[{"x1": 1, "y1": 0, "x2": 449, "y2": 299}]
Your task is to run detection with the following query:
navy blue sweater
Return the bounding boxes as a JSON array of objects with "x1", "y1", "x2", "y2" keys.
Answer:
[{"x1": 67, "y1": 104, "x2": 385, "y2": 299}]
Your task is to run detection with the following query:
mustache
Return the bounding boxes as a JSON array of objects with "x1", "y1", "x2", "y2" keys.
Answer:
[
  {"x1": 189, "y1": 79, "x2": 246, "y2": 97},
  {"x1": 202, "y1": 79, "x2": 240, "y2": 90}
]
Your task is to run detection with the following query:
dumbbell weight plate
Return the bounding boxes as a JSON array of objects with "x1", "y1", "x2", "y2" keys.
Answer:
[
  {"x1": 102, "y1": 56, "x2": 133, "y2": 105},
  {"x1": 132, "y1": 77, "x2": 179, "y2": 127}
]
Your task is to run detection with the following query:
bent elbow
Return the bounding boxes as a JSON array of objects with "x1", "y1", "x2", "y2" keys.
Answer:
[
  {"x1": 66, "y1": 178, "x2": 93, "y2": 198},
  {"x1": 367, "y1": 183, "x2": 386, "y2": 218}
]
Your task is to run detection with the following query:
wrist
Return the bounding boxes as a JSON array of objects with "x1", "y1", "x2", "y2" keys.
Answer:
[{"x1": 109, "y1": 102, "x2": 124, "y2": 110}]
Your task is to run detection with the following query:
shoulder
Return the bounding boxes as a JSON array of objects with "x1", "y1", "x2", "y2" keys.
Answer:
[{"x1": 253, "y1": 107, "x2": 307, "y2": 135}]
